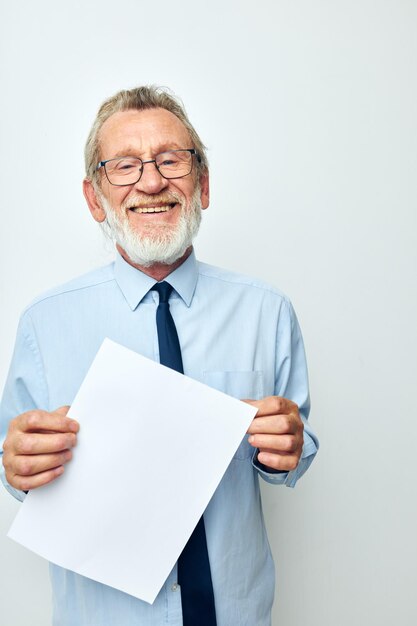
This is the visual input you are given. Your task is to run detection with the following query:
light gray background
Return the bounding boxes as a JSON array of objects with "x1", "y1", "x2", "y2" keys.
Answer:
[{"x1": 1, "y1": 1, "x2": 416, "y2": 625}]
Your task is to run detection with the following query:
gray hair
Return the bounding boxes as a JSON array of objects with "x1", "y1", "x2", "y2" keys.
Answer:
[{"x1": 84, "y1": 85, "x2": 208, "y2": 185}]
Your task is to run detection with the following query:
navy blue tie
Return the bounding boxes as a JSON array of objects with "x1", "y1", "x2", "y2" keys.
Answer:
[{"x1": 152, "y1": 282, "x2": 217, "y2": 626}]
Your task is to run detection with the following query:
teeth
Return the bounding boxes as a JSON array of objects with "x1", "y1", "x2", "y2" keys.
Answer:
[{"x1": 132, "y1": 205, "x2": 172, "y2": 214}]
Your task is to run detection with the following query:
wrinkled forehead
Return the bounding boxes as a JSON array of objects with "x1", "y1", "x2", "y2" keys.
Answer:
[{"x1": 98, "y1": 108, "x2": 193, "y2": 160}]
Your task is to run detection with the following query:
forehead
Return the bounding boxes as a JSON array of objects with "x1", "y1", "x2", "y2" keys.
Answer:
[{"x1": 98, "y1": 108, "x2": 192, "y2": 158}]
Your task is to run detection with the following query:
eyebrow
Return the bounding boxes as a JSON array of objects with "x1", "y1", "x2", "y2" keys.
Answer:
[{"x1": 111, "y1": 143, "x2": 187, "y2": 159}]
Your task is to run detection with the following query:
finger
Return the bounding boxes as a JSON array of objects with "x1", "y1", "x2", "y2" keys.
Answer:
[
  {"x1": 12, "y1": 449, "x2": 73, "y2": 477},
  {"x1": 55, "y1": 405, "x2": 71, "y2": 416},
  {"x1": 248, "y1": 433, "x2": 299, "y2": 453},
  {"x1": 11, "y1": 465, "x2": 66, "y2": 492},
  {"x1": 243, "y1": 396, "x2": 297, "y2": 417},
  {"x1": 247, "y1": 414, "x2": 294, "y2": 435},
  {"x1": 17, "y1": 410, "x2": 79, "y2": 434},
  {"x1": 13, "y1": 431, "x2": 77, "y2": 455},
  {"x1": 257, "y1": 451, "x2": 300, "y2": 472},
  {"x1": 256, "y1": 447, "x2": 293, "y2": 456}
]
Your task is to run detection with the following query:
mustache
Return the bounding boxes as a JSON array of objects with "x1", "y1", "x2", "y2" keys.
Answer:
[{"x1": 122, "y1": 192, "x2": 183, "y2": 210}]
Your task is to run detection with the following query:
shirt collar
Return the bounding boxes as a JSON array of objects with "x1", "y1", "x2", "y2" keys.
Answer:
[{"x1": 114, "y1": 249, "x2": 199, "y2": 310}]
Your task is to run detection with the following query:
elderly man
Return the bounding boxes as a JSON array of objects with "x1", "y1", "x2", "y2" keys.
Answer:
[{"x1": 0, "y1": 86, "x2": 318, "y2": 626}]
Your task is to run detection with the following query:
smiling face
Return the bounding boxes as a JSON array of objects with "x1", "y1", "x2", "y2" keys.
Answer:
[{"x1": 83, "y1": 108, "x2": 209, "y2": 272}]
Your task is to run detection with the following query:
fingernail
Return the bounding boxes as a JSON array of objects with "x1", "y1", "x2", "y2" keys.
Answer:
[
  {"x1": 69, "y1": 421, "x2": 79, "y2": 432},
  {"x1": 248, "y1": 435, "x2": 254, "y2": 444}
]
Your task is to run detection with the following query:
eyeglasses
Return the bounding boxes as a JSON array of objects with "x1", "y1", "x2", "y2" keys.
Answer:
[{"x1": 96, "y1": 149, "x2": 200, "y2": 186}]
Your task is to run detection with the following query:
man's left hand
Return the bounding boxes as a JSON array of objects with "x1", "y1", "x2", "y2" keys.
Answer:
[{"x1": 245, "y1": 396, "x2": 304, "y2": 471}]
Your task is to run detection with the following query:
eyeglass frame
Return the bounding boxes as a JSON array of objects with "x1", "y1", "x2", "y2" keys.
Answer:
[{"x1": 96, "y1": 148, "x2": 201, "y2": 187}]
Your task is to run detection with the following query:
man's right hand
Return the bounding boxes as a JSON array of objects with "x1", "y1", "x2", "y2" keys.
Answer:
[{"x1": 2, "y1": 406, "x2": 79, "y2": 491}]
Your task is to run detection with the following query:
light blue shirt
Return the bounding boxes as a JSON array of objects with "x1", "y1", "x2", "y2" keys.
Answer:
[{"x1": 0, "y1": 250, "x2": 318, "y2": 626}]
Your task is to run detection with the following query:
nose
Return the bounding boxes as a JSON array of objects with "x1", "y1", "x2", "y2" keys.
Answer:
[{"x1": 134, "y1": 160, "x2": 169, "y2": 195}]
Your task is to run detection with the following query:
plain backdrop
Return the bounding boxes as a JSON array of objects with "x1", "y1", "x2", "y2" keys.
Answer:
[{"x1": 0, "y1": 1, "x2": 416, "y2": 625}]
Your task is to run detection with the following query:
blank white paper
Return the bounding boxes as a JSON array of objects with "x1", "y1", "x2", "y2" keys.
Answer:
[{"x1": 8, "y1": 338, "x2": 257, "y2": 604}]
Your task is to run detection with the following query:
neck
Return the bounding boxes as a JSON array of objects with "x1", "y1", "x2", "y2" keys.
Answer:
[{"x1": 116, "y1": 244, "x2": 192, "y2": 281}]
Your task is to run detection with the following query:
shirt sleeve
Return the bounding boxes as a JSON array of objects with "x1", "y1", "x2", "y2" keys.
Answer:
[
  {"x1": 252, "y1": 298, "x2": 319, "y2": 487},
  {"x1": 0, "y1": 312, "x2": 49, "y2": 501}
]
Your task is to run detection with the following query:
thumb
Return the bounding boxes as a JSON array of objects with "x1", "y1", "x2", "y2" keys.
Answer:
[
  {"x1": 242, "y1": 398, "x2": 262, "y2": 411},
  {"x1": 55, "y1": 405, "x2": 71, "y2": 416}
]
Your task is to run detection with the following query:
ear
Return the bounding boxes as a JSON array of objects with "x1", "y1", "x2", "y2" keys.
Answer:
[
  {"x1": 199, "y1": 172, "x2": 210, "y2": 210},
  {"x1": 83, "y1": 178, "x2": 106, "y2": 223}
]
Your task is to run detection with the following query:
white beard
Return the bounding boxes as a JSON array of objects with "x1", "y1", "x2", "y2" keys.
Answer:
[{"x1": 98, "y1": 185, "x2": 202, "y2": 267}]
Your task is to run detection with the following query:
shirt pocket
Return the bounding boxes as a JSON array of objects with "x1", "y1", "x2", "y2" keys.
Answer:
[{"x1": 202, "y1": 370, "x2": 264, "y2": 460}]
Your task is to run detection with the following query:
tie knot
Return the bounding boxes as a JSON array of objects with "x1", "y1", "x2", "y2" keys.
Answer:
[{"x1": 152, "y1": 281, "x2": 173, "y2": 303}]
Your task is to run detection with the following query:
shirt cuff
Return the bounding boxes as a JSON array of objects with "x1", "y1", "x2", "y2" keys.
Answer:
[{"x1": 1, "y1": 473, "x2": 27, "y2": 502}]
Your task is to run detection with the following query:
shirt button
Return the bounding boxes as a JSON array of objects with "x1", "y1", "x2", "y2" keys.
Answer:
[{"x1": 171, "y1": 583, "x2": 179, "y2": 592}]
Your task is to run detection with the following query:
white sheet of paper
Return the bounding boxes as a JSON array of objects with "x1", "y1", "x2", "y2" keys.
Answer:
[{"x1": 8, "y1": 338, "x2": 257, "y2": 604}]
